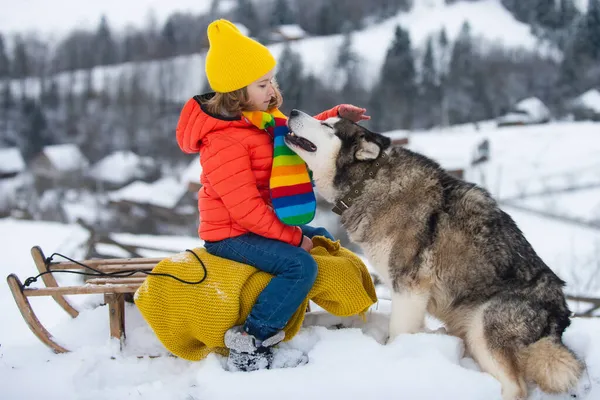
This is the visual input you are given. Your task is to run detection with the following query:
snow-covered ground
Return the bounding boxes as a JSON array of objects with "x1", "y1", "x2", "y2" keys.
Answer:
[{"x1": 2, "y1": 121, "x2": 600, "y2": 399}]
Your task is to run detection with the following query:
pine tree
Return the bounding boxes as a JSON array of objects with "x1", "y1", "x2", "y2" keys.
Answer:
[
  {"x1": 317, "y1": 1, "x2": 345, "y2": 36},
  {"x1": 418, "y1": 36, "x2": 442, "y2": 128},
  {"x1": 336, "y1": 30, "x2": 365, "y2": 107},
  {"x1": 270, "y1": 0, "x2": 295, "y2": 27},
  {"x1": 0, "y1": 34, "x2": 9, "y2": 80},
  {"x1": 21, "y1": 99, "x2": 48, "y2": 160},
  {"x1": 276, "y1": 43, "x2": 304, "y2": 114},
  {"x1": 235, "y1": 0, "x2": 261, "y2": 36},
  {"x1": 161, "y1": 19, "x2": 178, "y2": 58},
  {"x1": 41, "y1": 79, "x2": 60, "y2": 109},
  {"x1": 446, "y1": 22, "x2": 481, "y2": 124},
  {"x1": 96, "y1": 16, "x2": 118, "y2": 66},
  {"x1": 586, "y1": 0, "x2": 600, "y2": 59},
  {"x1": 370, "y1": 25, "x2": 417, "y2": 130},
  {"x1": 2, "y1": 82, "x2": 13, "y2": 111}
]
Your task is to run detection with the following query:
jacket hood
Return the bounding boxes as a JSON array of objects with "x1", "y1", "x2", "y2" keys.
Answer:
[{"x1": 176, "y1": 93, "x2": 249, "y2": 153}]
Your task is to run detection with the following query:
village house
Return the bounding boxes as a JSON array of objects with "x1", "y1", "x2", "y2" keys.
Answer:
[
  {"x1": 269, "y1": 24, "x2": 308, "y2": 42},
  {"x1": 30, "y1": 144, "x2": 89, "y2": 192},
  {"x1": 88, "y1": 150, "x2": 160, "y2": 191},
  {"x1": 107, "y1": 177, "x2": 197, "y2": 235},
  {"x1": 570, "y1": 89, "x2": 600, "y2": 121}
]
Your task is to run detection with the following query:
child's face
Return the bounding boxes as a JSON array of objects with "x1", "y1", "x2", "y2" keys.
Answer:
[{"x1": 246, "y1": 70, "x2": 276, "y2": 111}]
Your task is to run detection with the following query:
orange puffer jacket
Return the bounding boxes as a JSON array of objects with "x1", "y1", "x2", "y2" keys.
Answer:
[{"x1": 176, "y1": 94, "x2": 340, "y2": 246}]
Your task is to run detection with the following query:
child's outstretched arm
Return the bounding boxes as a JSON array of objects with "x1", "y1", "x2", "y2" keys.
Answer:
[{"x1": 202, "y1": 135, "x2": 303, "y2": 246}]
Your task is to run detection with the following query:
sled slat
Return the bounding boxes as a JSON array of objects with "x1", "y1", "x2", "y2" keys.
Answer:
[
  {"x1": 31, "y1": 246, "x2": 80, "y2": 318},
  {"x1": 23, "y1": 284, "x2": 142, "y2": 296},
  {"x1": 47, "y1": 260, "x2": 161, "y2": 271},
  {"x1": 6, "y1": 274, "x2": 70, "y2": 353},
  {"x1": 86, "y1": 277, "x2": 146, "y2": 285}
]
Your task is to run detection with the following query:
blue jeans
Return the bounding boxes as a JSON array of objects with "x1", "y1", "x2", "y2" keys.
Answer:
[{"x1": 204, "y1": 225, "x2": 334, "y2": 341}]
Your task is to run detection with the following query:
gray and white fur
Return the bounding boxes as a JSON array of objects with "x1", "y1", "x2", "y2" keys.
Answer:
[{"x1": 286, "y1": 109, "x2": 584, "y2": 400}]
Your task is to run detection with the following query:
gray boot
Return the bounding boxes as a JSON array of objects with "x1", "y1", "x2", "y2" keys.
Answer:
[{"x1": 224, "y1": 326, "x2": 307, "y2": 372}]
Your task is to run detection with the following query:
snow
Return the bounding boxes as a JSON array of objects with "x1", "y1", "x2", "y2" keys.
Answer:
[
  {"x1": 0, "y1": 147, "x2": 26, "y2": 174},
  {"x1": 181, "y1": 155, "x2": 202, "y2": 187},
  {"x1": 575, "y1": 89, "x2": 600, "y2": 114},
  {"x1": 1, "y1": 217, "x2": 599, "y2": 399},
  {"x1": 108, "y1": 177, "x2": 187, "y2": 209},
  {"x1": 43, "y1": 144, "x2": 90, "y2": 172},
  {"x1": 575, "y1": 0, "x2": 590, "y2": 12},
  {"x1": 2, "y1": 122, "x2": 600, "y2": 399},
  {"x1": 89, "y1": 151, "x2": 155, "y2": 185}
]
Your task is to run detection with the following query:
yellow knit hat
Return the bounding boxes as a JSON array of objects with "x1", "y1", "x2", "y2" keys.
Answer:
[{"x1": 205, "y1": 19, "x2": 276, "y2": 93}]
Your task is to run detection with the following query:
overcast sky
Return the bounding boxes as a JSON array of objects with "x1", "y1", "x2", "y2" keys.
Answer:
[{"x1": 0, "y1": 0, "x2": 213, "y2": 37}]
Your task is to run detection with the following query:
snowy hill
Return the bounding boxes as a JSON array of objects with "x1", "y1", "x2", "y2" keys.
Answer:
[
  {"x1": 9, "y1": 0, "x2": 555, "y2": 100},
  {"x1": 1, "y1": 121, "x2": 600, "y2": 399}
]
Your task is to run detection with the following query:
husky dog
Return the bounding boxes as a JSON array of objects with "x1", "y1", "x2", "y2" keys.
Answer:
[{"x1": 286, "y1": 109, "x2": 583, "y2": 400}]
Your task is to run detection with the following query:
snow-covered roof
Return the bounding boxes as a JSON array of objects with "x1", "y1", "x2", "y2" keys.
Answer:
[
  {"x1": 0, "y1": 147, "x2": 25, "y2": 174},
  {"x1": 514, "y1": 97, "x2": 550, "y2": 120},
  {"x1": 90, "y1": 151, "x2": 155, "y2": 185},
  {"x1": 42, "y1": 144, "x2": 89, "y2": 172},
  {"x1": 181, "y1": 156, "x2": 201, "y2": 186},
  {"x1": 574, "y1": 89, "x2": 600, "y2": 113},
  {"x1": 274, "y1": 24, "x2": 308, "y2": 39},
  {"x1": 108, "y1": 177, "x2": 187, "y2": 209}
]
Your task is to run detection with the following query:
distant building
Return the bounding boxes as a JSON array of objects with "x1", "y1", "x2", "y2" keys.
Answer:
[
  {"x1": 181, "y1": 156, "x2": 202, "y2": 193},
  {"x1": 30, "y1": 144, "x2": 89, "y2": 191},
  {"x1": 88, "y1": 151, "x2": 160, "y2": 191},
  {"x1": 570, "y1": 89, "x2": 600, "y2": 121},
  {"x1": 496, "y1": 97, "x2": 551, "y2": 127},
  {"x1": 0, "y1": 147, "x2": 25, "y2": 180},
  {"x1": 269, "y1": 24, "x2": 308, "y2": 42},
  {"x1": 384, "y1": 130, "x2": 410, "y2": 146},
  {"x1": 107, "y1": 177, "x2": 196, "y2": 234}
]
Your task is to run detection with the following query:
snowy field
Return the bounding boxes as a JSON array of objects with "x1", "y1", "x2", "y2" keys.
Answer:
[{"x1": 2, "y1": 121, "x2": 600, "y2": 399}]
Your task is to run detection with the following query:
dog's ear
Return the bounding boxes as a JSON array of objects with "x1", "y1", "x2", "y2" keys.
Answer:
[
  {"x1": 355, "y1": 130, "x2": 391, "y2": 161},
  {"x1": 356, "y1": 138, "x2": 380, "y2": 160}
]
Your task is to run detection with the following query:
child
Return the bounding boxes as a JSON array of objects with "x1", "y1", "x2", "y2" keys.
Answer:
[{"x1": 176, "y1": 19, "x2": 370, "y2": 372}]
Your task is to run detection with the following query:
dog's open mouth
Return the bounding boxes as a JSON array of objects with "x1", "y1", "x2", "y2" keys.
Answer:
[{"x1": 285, "y1": 131, "x2": 317, "y2": 152}]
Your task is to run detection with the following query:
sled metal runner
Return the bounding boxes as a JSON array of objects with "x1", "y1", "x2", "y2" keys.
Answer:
[{"x1": 6, "y1": 246, "x2": 161, "y2": 354}]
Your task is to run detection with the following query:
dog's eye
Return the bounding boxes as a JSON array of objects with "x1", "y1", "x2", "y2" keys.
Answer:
[{"x1": 321, "y1": 123, "x2": 333, "y2": 129}]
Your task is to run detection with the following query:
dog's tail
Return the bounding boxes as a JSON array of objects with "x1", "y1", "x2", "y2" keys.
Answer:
[{"x1": 520, "y1": 337, "x2": 583, "y2": 393}]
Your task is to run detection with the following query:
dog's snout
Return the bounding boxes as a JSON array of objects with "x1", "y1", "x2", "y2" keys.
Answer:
[{"x1": 290, "y1": 109, "x2": 299, "y2": 117}]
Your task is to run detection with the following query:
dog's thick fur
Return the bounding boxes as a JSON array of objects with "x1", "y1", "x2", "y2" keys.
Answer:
[{"x1": 287, "y1": 110, "x2": 583, "y2": 400}]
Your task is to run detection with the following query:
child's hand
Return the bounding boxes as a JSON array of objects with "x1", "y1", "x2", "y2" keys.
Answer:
[
  {"x1": 300, "y1": 235, "x2": 314, "y2": 252},
  {"x1": 338, "y1": 104, "x2": 371, "y2": 122}
]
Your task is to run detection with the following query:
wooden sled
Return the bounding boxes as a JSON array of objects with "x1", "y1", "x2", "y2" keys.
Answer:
[{"x1": 6, "y1": 246, "x2": 162, "y2": 354}]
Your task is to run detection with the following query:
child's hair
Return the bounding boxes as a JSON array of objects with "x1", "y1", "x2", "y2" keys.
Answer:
[{"x1": 204, "y1": 79, "x2": 283, "y2": 117}]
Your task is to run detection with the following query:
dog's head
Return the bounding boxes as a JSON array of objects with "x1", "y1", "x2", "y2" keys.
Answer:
[{"x1": 286, "y1": 109, "x2": 391, "y2": 202}]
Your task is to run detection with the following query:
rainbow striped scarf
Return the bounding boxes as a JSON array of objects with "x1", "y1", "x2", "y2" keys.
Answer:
[{"x1": 242, "y1": 108, "x2": 316, "y2": 226}]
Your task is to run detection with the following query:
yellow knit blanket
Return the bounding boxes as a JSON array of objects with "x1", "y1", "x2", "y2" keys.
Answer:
[{"x1": 134, "y1": 236, "x2": 377, "y2": 361}]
